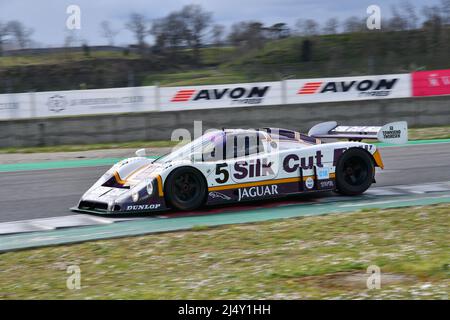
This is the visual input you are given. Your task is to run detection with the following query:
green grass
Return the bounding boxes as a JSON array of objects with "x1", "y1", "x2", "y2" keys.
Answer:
[
  {"x1": 0, "y1": 126, "x2": 448, "y2": 154},
  {"x1": 0, "y1": 50, "x2": 139, "y2": 68},
  {"x1": 143, "y1": 68, "x2": 249, "y2": 87},
  {"x1": 0, "y1": 140, "x2": 179, "y2": 154},
  {"x1": 0, "y1": 204, "x2": 448, "y2": 299},
  {"x1": 408, "y1": 126, "x2": 450, "y2": 140},
  {"x1": 199, "y1": 46, "x2": 237, "y2": 65}
]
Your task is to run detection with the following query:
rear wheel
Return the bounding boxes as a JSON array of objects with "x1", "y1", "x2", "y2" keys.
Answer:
[
  {"x1": 335, "y1": 148, "x2": 375, "y2": 196},
  {"x1": 165, "y1": 167, "x2": 206, "y2": 211}
]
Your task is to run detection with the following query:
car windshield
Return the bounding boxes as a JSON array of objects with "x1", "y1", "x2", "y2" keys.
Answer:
[
  {"x1": 154, "y1": 130, "x2": 266, "y2": 163},
  {"x1": 154, "y1": 131, "x2": 225, "y2": 163}
]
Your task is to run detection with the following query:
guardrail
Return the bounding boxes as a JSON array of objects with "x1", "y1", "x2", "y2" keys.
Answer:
[{"x1": 0, "y1": 69, "x2": 449, "y2": 121}]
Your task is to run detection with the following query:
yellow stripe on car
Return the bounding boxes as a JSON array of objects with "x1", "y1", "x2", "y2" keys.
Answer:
[
  {"x1": 114, "y1": 170, "x2": 164, "y2": 197},
  {"x1": 209, "y1": 173, "x2": 335, "y2": 191}
]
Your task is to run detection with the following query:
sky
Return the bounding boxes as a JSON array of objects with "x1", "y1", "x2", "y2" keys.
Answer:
[{"x1": 0, "y1": 0, "x2": 440, "y2": 47}]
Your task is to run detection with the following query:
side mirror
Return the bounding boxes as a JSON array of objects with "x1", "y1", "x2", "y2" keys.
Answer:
[{"x1": 135, "y1": 148, "x2": 146, "y2": 157}]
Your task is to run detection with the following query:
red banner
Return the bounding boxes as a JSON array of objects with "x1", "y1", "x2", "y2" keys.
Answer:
[{"x1": 412, "y1": 69, "x2": 450, "y2": 97}]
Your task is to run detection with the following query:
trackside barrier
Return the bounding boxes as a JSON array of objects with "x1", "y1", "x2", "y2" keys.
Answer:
[
  {"x1": 412, "y1": 69, "x2": 450, "y2": 97},
  {"x1": 0, "y1": 70, "x2": 449, "y2": 121},
  {"x1": 0, "y1": 86, "x2": 157, "y2": 120}
]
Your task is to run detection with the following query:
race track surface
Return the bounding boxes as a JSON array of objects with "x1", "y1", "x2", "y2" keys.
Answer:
[{"x1": 0, "y1": 143, "x2": 449, "y2": 223}]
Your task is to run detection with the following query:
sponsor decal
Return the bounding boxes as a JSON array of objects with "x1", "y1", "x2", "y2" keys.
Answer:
[
  {"x1": 47, "y1": 94, "x2": 68, "y2": 112},
  {"x1": 238, "y1": 185, "x2": 278, "y2": 201},
  {"x1": 298, "y1": 82, "x2": 323, "y2": 94},
  {"x1": 126, "y1": 204, "x2": 161, "y2": 211},
  {"x1": 319, "y1": 180, "x2": 334, "y2": 189},
  {"x1": 412, "y1": 69, "x2": 450, "y2": 97},
  {"x1": 298, "y1": 78, "x2": 398, "y2": 97},
  {"x1": 305, "y1": 177, "x2": 314, "y2": 189},
  {"x1": 208, "y1": 191, "x2": 231, "y2": 200},
  {"x1": 171, "y1": 89, "x2": 196, "y2": 102},
  {"x1": 283, "y1": 151, "x2": 323, "y2": 173},
  {"x1": 333, "y1": 125, "x2": 380, "y2": 133},
  {"x1": 317, "y1": 167, "x2": 330, "y2": 180},
  {"x1": 0, "y1": 102, "x2": 19, "y2": 110},
  {"x1": 381, "y1": 126, "x2": 401, "y2": 139},
  {"x1": 171, "y1": 86, "x2": 270, "y2": 105},
  {"x1": 47, "y1": 94, "x2": 144, "y2": 112},
  {"x1": 233, "y1": 159, "x2": 274, "y2": 180}
]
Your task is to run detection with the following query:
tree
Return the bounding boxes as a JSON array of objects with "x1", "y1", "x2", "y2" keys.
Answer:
[
  {"x1": 82, "y1": 42, "x2": 90, "y2": 57},
  {"x1": 100, "y1": 21, "x2": 119, "y2": 46},
  {"x1": 301, "y1": 39, "x2": 313, "y2": 62},
  {"x1": 126, "y1": 13, "x2": 148, "y2": 51},
  {"x1": 296, "y1": 19, "x2": 319, "y2": 36},
  {"x1": 422, "y1": 5, "x2": 443, "y2": 31},
  {"x1": 388, "y1": 5, "x2": 409, "y2": 31},
  {"x1": 386, "y1": 1, "x2": 418, "y2": 31},
  {"x1": 323, "y1": 18, "x2": 339, "y2": 34},
  {"x1": 211, "y1": 24, "x2": 225, "y2": 46},
  {"x1": 6, "y1": 20, "x2": 33, "y2": 49},
  {"x1": 64, "y1": 30, "x2": 78, "y2": 47},
  {"x1": 402, "y1": 0, "x2": 418, "y2": 30},
  {"x1": 228, "y1": 21, "x2": 266, "y2": 49},
  {"x1": 0, "y1": 21, "x2": 10, "y2": 56},
  {"x1": 150, "y1": 13, "x2": 185, "y2": 51},
  {"x1": 150, "y1": 5, "x2": 211, "y2": 61},
  {"x1": 267, "y1": 23, "x2": 290, "y2": 39},
  {"x1": 179, "y1": 4, "x2": 212, "y2": 62},
  {"x1": 421, "y1": 4, "x2": 444, "y2": 50},
  {"x1": 441, "y1": 0, "x2": 450, "y2": 24},
  {"x1": 343, "y1": 16, "x2": 364, "y2": 33}
]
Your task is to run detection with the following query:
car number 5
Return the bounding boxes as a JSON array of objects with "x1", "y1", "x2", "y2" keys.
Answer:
[{"x1": 215, "y1": 163, "x2": 229, "y2": 184}]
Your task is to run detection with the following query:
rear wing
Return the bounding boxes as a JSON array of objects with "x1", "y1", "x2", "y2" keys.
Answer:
[{"x1": 308, "y1": 121, "x2": 408, "y2": 144}]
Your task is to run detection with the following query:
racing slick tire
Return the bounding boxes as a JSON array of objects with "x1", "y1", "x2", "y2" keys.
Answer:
[
  {"x1": 335, "y1": 148, "x2": 375, "y2": 196},
  {"x1": 165, "y1": 167, "x2": 207, "y2": 211}
]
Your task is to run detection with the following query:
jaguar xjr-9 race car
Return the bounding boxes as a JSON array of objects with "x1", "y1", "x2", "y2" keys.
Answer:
[{"x1": 72, "y1": 121, "x2": 408, "y2": 214}]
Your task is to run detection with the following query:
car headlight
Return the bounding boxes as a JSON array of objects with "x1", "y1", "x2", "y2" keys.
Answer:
[
  {"x1": 146, "y1": 180, "x2": 154, "y2": 195},
  {"x1": 132, "y1": 191, "x2": 139, "y2": 202}
]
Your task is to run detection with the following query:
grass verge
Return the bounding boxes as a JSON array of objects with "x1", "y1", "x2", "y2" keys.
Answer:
[
  {"x1": 0, "y1": 204, "x2": 448, "y2": 299},
  {"x1": 408, "y1": 126, "x2": 450, "y2": 140},
  {"x1": 0, "y1": 126, "x2": 448, "y2": 154},
  {"x1": 0, "y1": 140, "x2": 179, "y2": 154}
]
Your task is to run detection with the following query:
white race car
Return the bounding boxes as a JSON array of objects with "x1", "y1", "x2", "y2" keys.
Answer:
[{"x1": 72, "y1": 121, "x2": 408, "y2": 214}]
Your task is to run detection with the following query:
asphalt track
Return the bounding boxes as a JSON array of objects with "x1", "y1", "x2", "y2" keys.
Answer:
[{"x1": 0, "y1": 142, "x2": 449, "y2": 224}]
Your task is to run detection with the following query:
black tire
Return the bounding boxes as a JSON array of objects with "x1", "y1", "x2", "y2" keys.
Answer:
[
  {"x1": 335, "y1": 148, "x2": 375, "y2": 196},
  {"x1": 165, "y1": 167, "x2": 207, "y2": 211}
]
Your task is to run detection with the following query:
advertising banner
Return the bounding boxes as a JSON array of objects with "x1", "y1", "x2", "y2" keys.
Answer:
[
  {"x1": 159, "y1": 81, "x2": 282, "y2": 111},
  {"x1": 33, "y1": 86, "x2": 156, "y2": 118},
  {"x1": 412, "y1": 69, "x2": 450, "y2": 97},
  {"x1": 286, "y1": 73, "x2": 411, "y2": 104}
]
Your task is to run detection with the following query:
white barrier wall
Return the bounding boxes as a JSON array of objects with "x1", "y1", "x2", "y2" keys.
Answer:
[
  {"x1": 0, "y1": 73, "x2": 414, "y2": 120},
  {"x1": 159, "y1": 81, "x2": 282, "y2": 111},
  {"x1": 0, "y1": 86, "x2": 156, "y2": 120}
]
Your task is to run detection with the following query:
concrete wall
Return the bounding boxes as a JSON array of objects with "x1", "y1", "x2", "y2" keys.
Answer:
[{"x1": 1, "y1": 95, "x2": 449, "y2": 148}]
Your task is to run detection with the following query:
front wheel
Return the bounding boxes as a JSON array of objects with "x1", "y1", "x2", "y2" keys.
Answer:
[
  {"x1": 165, "y1": 167, "x2": 207, "y2": 211},
  {"x1": 335, "y1": 148, "x2": 375, "y2": 196}
]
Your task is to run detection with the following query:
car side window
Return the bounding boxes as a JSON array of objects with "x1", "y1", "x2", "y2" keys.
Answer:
[{"x1": 225, "y1": 133, "x2": 265, "y2": 160}]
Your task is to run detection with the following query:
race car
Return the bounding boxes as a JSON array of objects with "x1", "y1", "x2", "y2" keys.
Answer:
[{"x1": 72, "y1": 121, "x2": 408, "y2": 214}]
